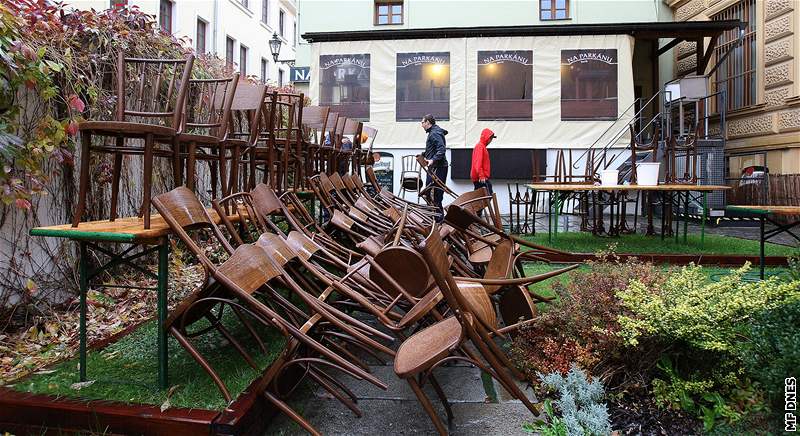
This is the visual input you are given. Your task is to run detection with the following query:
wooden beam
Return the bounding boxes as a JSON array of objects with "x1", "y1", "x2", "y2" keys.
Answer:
[
  {"x1": 695, "y1": 38, "x2": 705, "y2": 75},
  {"x1": 657, "y1": 38, "x2": 683, "y2": 56},
  {"x1": 699, "y1": 34, "x2": 719, "y2": 75}
]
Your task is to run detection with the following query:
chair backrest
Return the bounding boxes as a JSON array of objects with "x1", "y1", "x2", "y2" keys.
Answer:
[
  {"x1": 302, "y1": 106, "x2": 330, "y2": 146},
  {"x1": 182, "y1": 74, "x2": 239, "y2": 140},
  {"x1": 216, "y1": 243, "x2": 283, "y2": 295},
  {"x1": 229, "y1": 82, "x2": 268, "y2": 145},
  {"x1": 151, "y1": 187, "x2": 236, "y2": 269},
  {"x1": 449, "y1": 187, "x2": 490, "y2": 215},
  {"x1": 334, "y1": 116, "x2": 347, "y2": 150},
  {"x1": 401, "y1": 155, "x2": 421, "y2": 175},
  {"x1": 419, "y1": 226, "x2": 496, "y2": 330},
  {"x1": 343, "y1": 118, "x2": 363, "y2": 142},
  {"x1": 365, "y1": 166, "x2": 382, "y2": 192},
  {"x1": 324, "y1": 112, "x2": 340, "y2": 147},
  {"x1": 116, "y1": 53, "x2": 194, "y2": 129}
]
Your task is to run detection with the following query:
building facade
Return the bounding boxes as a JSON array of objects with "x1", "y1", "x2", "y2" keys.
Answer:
[
  {"x1": 69, "y1": 0, "x2": 298, "y2": 87},
  {"x1": 295, "y1": 1, "x2": 724, "y2": 205},
  {"x1": 669, "y1": 0, "x2": 800, "y2": 178}
]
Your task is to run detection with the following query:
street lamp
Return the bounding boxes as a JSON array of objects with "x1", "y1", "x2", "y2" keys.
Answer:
[{"x1": 269, "y1": 33, "x2": 295, "y2": 66}]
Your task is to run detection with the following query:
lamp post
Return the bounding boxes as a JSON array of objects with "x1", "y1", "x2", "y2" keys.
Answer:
[{"x1": 269, "y1": 33, "x2": 295, "y2": 66}]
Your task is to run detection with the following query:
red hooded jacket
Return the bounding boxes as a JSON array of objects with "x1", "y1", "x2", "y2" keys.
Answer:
[{"x1": 470, "y1": 128, "x2": 494, "y2": 182}]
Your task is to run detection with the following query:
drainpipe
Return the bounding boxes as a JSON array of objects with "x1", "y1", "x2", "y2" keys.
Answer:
[{"x1": 212, "y1": 0, "x2": 219, "y2": 54}]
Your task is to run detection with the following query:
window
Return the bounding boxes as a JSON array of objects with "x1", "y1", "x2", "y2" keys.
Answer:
[
  {"x1": 320, "y1": 54, "x2": 371, "y2": 120},
  {"x1": 110, "y1": 0, "x2": 127, "y2": 9},
  {"x1": 560, "y1": 49, "x2": 618, "y2": 120},
  {"x1": 375, "y1": 1, "x2": 403, "y2": 25},
  {"x1": 261, "y1": 0, "x2": 268, "y2": 24},
  {"x1": 279, "y1": 9, "x2": 285, "y2": 36},
  {"x1": 239, "y1": 45, "x2": 248, "y2": 76},
  {"x1": 196, "y1": 19, "x2": 207, "y2": 54},
  {"x1": 540, "y1": 0, "x2": 569, "y2": 20},
  {"x1": 159, "y1": 0, "x2": 173, "y2": 33},
  {"x1": 396, "y1": 52, "x2": 450, "y2": 121},
  {"x1": 477, "y1": 51, "x2": 533, "y2": 121},
  {"x1": 278, "y1": 69, "x2": 285, "y2": 87},
  {"x1": 240, "y1": 0, "x2": 249, "y2": 8},
  {"x1": 261, "y1": 58, "x2": 268, "y2": 83},
  {"x1": 293, "y1": 21, "x2": 297, "y2": 47},
  {"x1": 712, "y1": 0, "x2": 756, "y2": 112},
  {"x1": 226, "y1": 37, "x2": 235, "y2": 68}
]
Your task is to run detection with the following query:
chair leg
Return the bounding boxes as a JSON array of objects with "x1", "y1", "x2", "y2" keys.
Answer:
[
  {"x1": 229, "y1": 143, "x2": 240, "y2": 195},
  {"x1": 142, "y1": 133, "x2": 154, "y2": 229},
  {"x1": 72, "y1": 131, "x2": 92, "y2": 227},
  {"x1": 210, "y1": 161, "x2": 219, "y2": 199},
  {"x1": 170, "y1": 326, "x2": 232, "y2": 403},
  {"x1": 187, "y1": 141, "x2": 197, "y2": 192},
  {"x1": 407, "y1": 377, "x2": 448, "y2": 436},
  {"x1": 110, "y1": 141, "x2": 123, "y2": 222},
  {"x1": 218, "y1": 144, "x2": 229, "y2": 197},
  {"x1": 428, "y1": 373, "x2": 454, "y2": 422},
  {"x1": 172, "y1": 137, "x2": 182, "y2": 188},
  {"x1": 264, "y1": 391, "x2": 322, "y2": 436},
  {"x1": 306, "y1": 368, "x2": 363, "y2": 417}
]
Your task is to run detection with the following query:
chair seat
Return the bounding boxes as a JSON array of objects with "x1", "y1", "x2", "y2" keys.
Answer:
[
  {"x1": 79, "y1": 120, "x2": 176, "y2": 139},
  {"x1": 468, "y1": 234, "x2": 518, "y2": 265},
  {"x1": 394, "y1": 316, "x2": 463, "y2": 378},
  {"x1": 177, "y1": 132, "x2": 220, "y2": 145},
  {"x1": 397, "y1": 287, "x2": 443, "y2": 329}
]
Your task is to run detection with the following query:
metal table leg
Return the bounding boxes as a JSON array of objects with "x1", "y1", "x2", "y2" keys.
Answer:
[
  {"x1": 79, "y1": 241, "x2": 88, "y2": 382},
  {"x1": 157, "y1": 237, "x2": 170, "y2": 389},
  {"x1": 701, "y1": 192, "x2": 707, "y2": 248},
  {"x1": 683, "y1": 191, "x2": 689, "y2": 244},
  {"x1": 759, "y1": 215, "x2": 766, "y2": 280}
]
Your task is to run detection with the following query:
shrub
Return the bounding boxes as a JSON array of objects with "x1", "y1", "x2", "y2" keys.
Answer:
[
  {"x1": 617, "y1": 263, "x2": 800, "y2": 430},
  {"x1": 524, "y1": 364, "x2": 611, "y2": 436},
  {"x1": 512, "y1": 253, "x2": 666, "y2": 379}
]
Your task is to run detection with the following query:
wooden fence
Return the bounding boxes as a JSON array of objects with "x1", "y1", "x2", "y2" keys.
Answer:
[{"x1": 727, "y1": 173, "x2": 800, "y2": 221}]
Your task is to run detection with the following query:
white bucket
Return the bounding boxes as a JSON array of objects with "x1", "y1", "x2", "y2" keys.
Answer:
[
  {"x1": 636, "y1": 162, "x2": 661, "y2": 186},
  {"x1": 600, "y1": 170, "x2": 619, "y2": 186}
]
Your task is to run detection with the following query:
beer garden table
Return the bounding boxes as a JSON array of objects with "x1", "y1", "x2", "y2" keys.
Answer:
[
  {"x1": 725, "y1": 205, "x2": 800, "y2": 279},
  {"x1": 29, "y1": 210, "x2": 240, "y2": 390},
  {"x1": 527, "y1": 183, "x2": 731, "y2": 244}
]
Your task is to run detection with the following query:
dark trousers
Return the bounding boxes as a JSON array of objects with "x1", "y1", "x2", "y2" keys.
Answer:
[
  {"x1": 473, "y1": 180, "x2": 493, "y2": 195},
  {"x1": 425, "y1": 165, "x2": 448, "y2": 222}
]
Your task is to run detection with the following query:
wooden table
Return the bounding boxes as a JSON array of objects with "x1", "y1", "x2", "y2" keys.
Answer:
[
  {"x1": 726, "y1": 205, "x2": 800, "y2": 278},
  {"x1": 527, "y1": 183, "x2": 730, "y2": 243},
  {"x1": 30, "y1": 210, "x2": 236, "y2": 390}
]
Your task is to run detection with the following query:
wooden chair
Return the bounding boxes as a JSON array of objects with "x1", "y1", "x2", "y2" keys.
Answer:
[
  {"x1": 341, "y1": 118, "x2": 363, "y2": 175},
  {"x1": 73, "y1": 53, "x2": 194, "y2": 228},
  {"x1": 395, "y1": 226, "x2": 546, "y2": 435},
  {"x1": 666, "y1": 124, "x2": 700, "y2": 184},
  {"x1": 178, "y1": 74, "x2": 239, "y2": 197},
  {"x1": 301, "y1": 106, "x2": 330, "y2": 180},
  {"x1": 399, "y1": 155, "x2": 424, "y2": 200},
  {"x1": 224, "y1": 82, "x2": 268, "y2": 194}
]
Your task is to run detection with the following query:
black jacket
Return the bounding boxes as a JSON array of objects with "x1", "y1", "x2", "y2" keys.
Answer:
[{"x1": 423, "y1": 125, "x2": 448, "y2": 167}]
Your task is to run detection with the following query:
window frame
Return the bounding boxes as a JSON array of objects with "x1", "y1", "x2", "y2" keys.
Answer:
[
  {"x1": 319, "y1": 54, "x2": 371, "y2": 120},
  {"x1": 159, "y1": 0, "x2": 173, "y2": 34},
  {"x1": 261, "y1": 58, "x2": 268, "y2": 84},
  {"x1": 110, "y1": 0, "x2": 128, "y2": 9},
  {"x1": 226, "y1": 36, "x2": 236, "y2": 69},
  {"x1": 196, "y1": 18, "x2": 207, "y2": 54},
  {"x1": 539, "y1": 0, "x2": 569, "y2": 21},
  {"x1": 374, "y1": 1, "x2": 403, "y2": 26},
  {"x1": 477, "y1": 50, "x2": 534, "y2": 121},
  {"x1": 711, "y1": 0, "x2": 757, "y2": 113},
  {"x1": 278, "y1": 69, "x2": 285, "y2": 87},
  {"x1": 240, "y1": 44, "x2": 248, "y2": 77},
  {"x1": 396, "y1": 52, "x2": 451, "y2": 121},
  {"x1": 240, "y1": 0, "x2": 249, "y2": 9},
  {"x1": 279, "y1": 9, "x2": 285, "y2": 37},
  {"x1": 560, "y1": 49, "x2": 619, "y2": 121},
  {"x1": 261, "y1": 0, "x2": 269, "y2": 23}
]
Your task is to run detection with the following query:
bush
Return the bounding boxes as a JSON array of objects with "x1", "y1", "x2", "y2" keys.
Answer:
[
  {"x1": 617, "y1": 263, "x2": 800, "y2": 430},
  {"x1": 524, "y1": 364, "x2": 611, "y2": 436},
  {"x1": 512, "y1": 253, "x2": 666, "y2": 380},
  {"x1": 738, "y1": 300, "x2": 800, "y2": 418}
]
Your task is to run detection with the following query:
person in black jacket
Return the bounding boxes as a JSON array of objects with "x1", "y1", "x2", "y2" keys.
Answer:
[{"x1": 420, "y1": 114, "x2": 448, "y2": 221}]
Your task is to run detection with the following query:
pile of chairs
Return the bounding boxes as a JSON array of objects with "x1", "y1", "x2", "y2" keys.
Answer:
[
  {"x1": 152, "y1": 171, "x2": 576, "y2": 434},
  {"x1": 72, "y1": 52, "x2": 581, "y2": 435},
  {"x1": 72, "y1": 52, "x2": 373, "y2": 229}
]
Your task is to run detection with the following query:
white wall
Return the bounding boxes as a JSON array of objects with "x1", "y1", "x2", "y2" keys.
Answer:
[{"x1": 67, "y1": 0, "x2": 298, "y2": 85}]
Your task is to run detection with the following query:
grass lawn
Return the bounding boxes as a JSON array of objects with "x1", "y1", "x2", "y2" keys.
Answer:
[
  {"x1": 9, "y1": 312, "x2": 285, "y2": 411},
  {"x1": 522, "y1": 232, "x2": 797, "y2": 256}
]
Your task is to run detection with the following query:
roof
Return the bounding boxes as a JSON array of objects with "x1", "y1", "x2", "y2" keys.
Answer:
[{"x1": 302, "y1": 20, "x2": 744, "y2": 43}]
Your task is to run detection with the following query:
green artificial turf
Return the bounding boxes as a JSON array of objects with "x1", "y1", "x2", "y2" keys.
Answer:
[
  {"x1": 10, "y1": 312, "x2": 285, "y2": 411},
  {"x1": 522, "y1": 232, "x2": 797, "y2": 256}
]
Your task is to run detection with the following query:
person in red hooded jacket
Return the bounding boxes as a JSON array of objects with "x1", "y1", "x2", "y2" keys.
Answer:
[{"x1": 471, "y1": 128, "x2": 496, "y2": 194}]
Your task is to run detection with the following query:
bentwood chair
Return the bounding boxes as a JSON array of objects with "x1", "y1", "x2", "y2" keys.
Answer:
[
  {"x1": 341, "y1": 118, "x2": 363, "y2": 175},
  {"x1": 226, "y1": 83, "x2": 269, "y2": 192},
  {"x1": 73, "y1": 52, "x2": 194, "y2": 228},
  {"x1": 399, "y1": 155, "x2": 424, "y2": 201},
  {"x1": 178, "y1": 74, "x2": 239, "y2": 197},
  {"x1": 301, "y1": 106, "x2": 330, "y2": 179}
]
